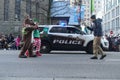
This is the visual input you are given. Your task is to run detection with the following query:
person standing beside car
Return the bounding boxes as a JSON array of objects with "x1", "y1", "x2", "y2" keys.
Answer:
[
  {"x1": 33, "y1": 22, "x2": 42, "y2": 56},
  {"x1": 86, "y1": 15, "x2": 106, "y2": 59},
  {"x1": 19, "y1": 15, "x2": 37, "y2": 58}
]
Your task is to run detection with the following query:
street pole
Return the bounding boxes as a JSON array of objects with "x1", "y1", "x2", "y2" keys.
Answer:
[{"x1": 78, "y1": 0, "x2": 82, "y2": 29}]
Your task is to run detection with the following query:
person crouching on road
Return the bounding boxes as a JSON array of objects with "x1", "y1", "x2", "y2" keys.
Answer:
[
  {"x1": 86, "y1": 15, "x2": 106, "y2": 60},
  {"x1": 19, "y1": 15, "x2": 37, "y2": 58}
]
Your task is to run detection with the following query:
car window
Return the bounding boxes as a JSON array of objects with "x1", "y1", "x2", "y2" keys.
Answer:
[
  {"x1": 66, "y1": 27, "x2": 83, "y2": 34},
  {"x1": 74, "y1": 27, "x2": 86, "y2": 35},
  {"x1": 66, "y1": 27, "x2": 76, "y2": 34},
  {"x1": 49, "y1": 27, "x2": 67, "y2": 33}
]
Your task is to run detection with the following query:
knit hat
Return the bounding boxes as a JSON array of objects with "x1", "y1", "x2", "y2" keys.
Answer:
[{"x1": 91, "y1": 15, "x2": 96, "y2": 19}]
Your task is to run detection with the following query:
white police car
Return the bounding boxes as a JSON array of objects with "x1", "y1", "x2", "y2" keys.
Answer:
[{"x1": 38, "y1": 25, "x2": 109, "y2": 53}]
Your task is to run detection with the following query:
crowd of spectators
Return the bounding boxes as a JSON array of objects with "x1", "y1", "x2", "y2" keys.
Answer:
[
  {"x1": 105, "y1": 34, "x2": 120, "y2": 52},
  {"x1": 0, "y1": 33, "x2": 21, "y2": 50}
]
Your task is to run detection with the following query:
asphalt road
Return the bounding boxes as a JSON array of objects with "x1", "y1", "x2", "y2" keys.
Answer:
[{"x1": 0, "y1": 50, "x2": 120, "y2": 80}]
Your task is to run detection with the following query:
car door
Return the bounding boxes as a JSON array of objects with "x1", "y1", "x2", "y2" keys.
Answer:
[
  {"x1": 63, "y1": 27, "x2": 85, "y2": 50},
  {"x1": 49, "y1": 26, "x2": 85, "y2": 50},
  {"x1": 49, "y1": 26, "x2": 69, "y2": 50}
]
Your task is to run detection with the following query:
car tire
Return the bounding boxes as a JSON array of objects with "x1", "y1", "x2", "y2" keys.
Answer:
[
  {"x1": 40, "y1": 43, "x2": 51, "y2": 53},
  {"x1": 86, "y1": 42, "x2": 93, "y2": 54}
]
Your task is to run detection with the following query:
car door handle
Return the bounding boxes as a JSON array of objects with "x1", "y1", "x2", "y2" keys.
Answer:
[{"x1": 68, "y1": 35, "x2": 73, "y2": 38}]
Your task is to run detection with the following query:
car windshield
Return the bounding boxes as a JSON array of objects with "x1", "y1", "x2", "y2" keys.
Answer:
[{"x1": 67, "y1": 27, "x2": 86, "y2": 35}]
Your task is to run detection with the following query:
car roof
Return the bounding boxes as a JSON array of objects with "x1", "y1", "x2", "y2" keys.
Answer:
[{"x1": 38, "y1": 25, "x2": 76, "y2": 28}]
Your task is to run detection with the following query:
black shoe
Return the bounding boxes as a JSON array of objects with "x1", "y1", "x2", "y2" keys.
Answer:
[
  {"x1": 29, "y1": 55, "x2": 37, "y2": 57},
  {"x1": 19, "y1": 55, "x2": 27, "y2": 58},
  {"x1": 100, "y1": 54, "x2": 106, "y2": 60},
  {"x1": 90, "y1": 56, "x2": 98, "y2": 59}
]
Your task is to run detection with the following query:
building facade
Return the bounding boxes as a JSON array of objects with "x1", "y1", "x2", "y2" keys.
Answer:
[
  {"x1": 82, "y1": 0, "x2": 103, "y2": 26},
  {"x1": 0, "y1": 0, "x2": 49, "y2": 35},
  {"x1": 51, "y1": 0, "x2": 103, "y2": 26},
  {"x1": 103, "y1": 0, "x2": 120, "y2": 35}
]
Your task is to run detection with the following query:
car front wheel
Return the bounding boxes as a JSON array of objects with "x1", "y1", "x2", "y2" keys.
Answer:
[{"x1": 40, "y1": 43, "x2": 51, "y2": 53}]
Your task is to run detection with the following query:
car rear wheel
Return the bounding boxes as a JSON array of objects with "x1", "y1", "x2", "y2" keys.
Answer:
[{"x1": 40, "y1": 43, "x2": 51, "y2": 53}]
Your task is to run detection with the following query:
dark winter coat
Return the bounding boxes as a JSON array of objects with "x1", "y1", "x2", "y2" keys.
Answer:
[{"x1": 87, "y1": 18, "x2": 103, "y2": 37}]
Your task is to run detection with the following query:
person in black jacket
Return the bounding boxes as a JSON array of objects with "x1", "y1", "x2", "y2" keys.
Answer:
[{"x1": 86, "y1": 15, "x2": 106, "y2": 59}]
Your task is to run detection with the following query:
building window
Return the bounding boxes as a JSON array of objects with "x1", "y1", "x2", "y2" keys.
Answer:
[
  {"x1": 112, "y1": 19, "x2": 115, "y2": 30},
  {"x1": 112, "y1": 9, "x2": 115, "y2": 18},
  {"x1": 4, "y1": 0, "x2": 9, "y2": 21},
  {"x1": 15, "y1": 0, "x2": 21, "y2": 21},
  {"x1": 119, "y1": 5, "x2": 120, "y2": 15},
  {"x1": 119, "y1": 17, "x2": 120, "y2": 28},
  {"x1": 116, "y1": 18, "x2": 119, "y2": 29},
  {"x1": 116, "y1": 6, "x2": 119, "y2": 16},
  {"x1": 26, "y1": 0, "x2": 32, "y2": 17},
  {"x1": 98, "y1": 1, "x2": 100, "y2": 4},
  {"x1": 105, "y1": 14, "x2": 107, "y2": 21},
  {"x1": 108, "y1": 12, "x2": 110, "y2": 20},
  {"x1": 108, "y1": 22, "x2": 110, "y2": 31},
  {"x1": 106, "y1": 4, "x2": 109, "y2": 11}
]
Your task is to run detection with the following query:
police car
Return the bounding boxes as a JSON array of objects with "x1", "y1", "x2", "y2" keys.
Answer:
[{"x1": 38, "y1": 25, "x2": 109, "y2": 54}]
